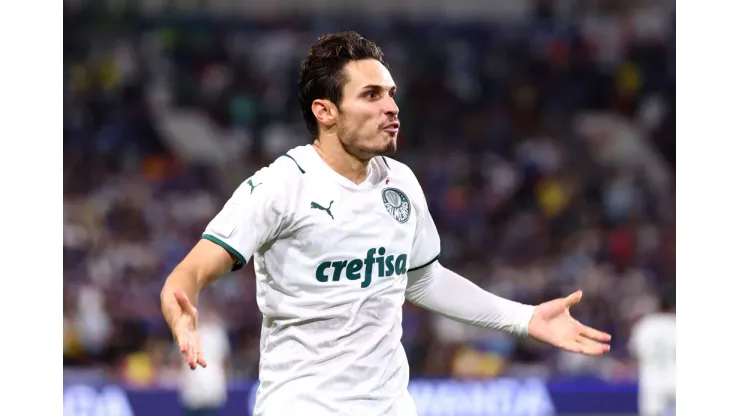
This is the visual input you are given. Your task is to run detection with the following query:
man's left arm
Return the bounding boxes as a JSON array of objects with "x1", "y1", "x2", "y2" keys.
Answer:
[
  {"x1": 405, "y1": 182, "x2": 611, "y2": 354},
  {"x1": 405, "y1": 261, "x2": 535, "y2": 337},
  {"x1": 404, "y1": 178, "x2": 535, "y2": 337}
]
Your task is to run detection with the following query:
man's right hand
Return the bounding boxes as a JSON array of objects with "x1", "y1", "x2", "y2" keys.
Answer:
[
  {"x1": 171, "y1": 290, "x2": 208, "y2": 370},
  {"x1": 161, "y1": 239, "x2": 236, "y2": 369}
]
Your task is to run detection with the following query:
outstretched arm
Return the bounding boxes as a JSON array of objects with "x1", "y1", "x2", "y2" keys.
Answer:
[
  {"x1": 405, "y1": 261, "x2": 534, "y2": 337},
  {"x1": 405, "y1": 262, "x2": 611, "y2": 355},
  {"x1": 401, "y1": 164, "x2": 609, "y2": 355}
]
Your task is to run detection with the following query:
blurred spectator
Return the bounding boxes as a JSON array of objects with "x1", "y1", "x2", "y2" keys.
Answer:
[{"x1": 629, "y1": 291, "x2": 676, "y2": 416}]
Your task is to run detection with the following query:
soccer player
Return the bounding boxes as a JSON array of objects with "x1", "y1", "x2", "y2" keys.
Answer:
[
  {"x1": 629, "y1": 292, "x2": 676, "y2": 416},
  {"x1": 160, "y1": 31, "x2": 611, "y2": 415}
]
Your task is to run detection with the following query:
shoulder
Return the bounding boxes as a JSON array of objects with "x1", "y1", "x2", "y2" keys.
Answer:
[
  {"x1": 231, "y1": 147, "x2": 308, "y2": 203},
  {"x1": 262, "y1": 147, "x2": 311, "y2": 181}
]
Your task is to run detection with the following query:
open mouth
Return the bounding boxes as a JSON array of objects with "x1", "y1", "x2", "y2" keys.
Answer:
[{"x1": 382, "y1": 122, "x2": 400, "y2": 133}]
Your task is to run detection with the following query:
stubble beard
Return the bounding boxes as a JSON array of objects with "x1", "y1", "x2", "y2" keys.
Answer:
[{"x1": 338, "y1": 123, "x2": 397, "y2": 160}]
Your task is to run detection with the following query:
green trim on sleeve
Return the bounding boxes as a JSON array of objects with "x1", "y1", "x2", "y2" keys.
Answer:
[
  {"x1": 281, "y1": 153, "x2": 306, "y2": 174},
  {"x1": 408, "y1": 254, "x2": 440, "y2": 272},
  {"x1": 202, "y1": 234, "x2": 248, "y2": 271}
]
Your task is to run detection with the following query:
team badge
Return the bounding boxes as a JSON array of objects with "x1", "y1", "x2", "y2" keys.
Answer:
[{"x1": 382, "y1": 187, "x2": 411, "y2": 223}]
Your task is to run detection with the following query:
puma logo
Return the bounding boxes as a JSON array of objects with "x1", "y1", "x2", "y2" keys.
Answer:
[
  {"x1": 311, "y1": 200, "x2": 334, "y2": 220},
  {"x1": 247, "y1": 179, "x2": 262, "y2": 195}
]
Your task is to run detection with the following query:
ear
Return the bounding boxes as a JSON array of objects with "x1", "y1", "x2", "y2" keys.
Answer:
[{"x1": 312, "y1": 99, "x2": 338, "y2": 130}]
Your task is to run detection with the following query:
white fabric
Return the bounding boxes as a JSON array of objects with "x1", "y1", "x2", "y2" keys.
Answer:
[
  {"x1": 203, "y1": 145, "x2": 439, "y2": 415},
  {"x1": 629, "y1": 313, "x2": 676, "y2": 416},
  {"x1": 406, "y1": 262, "x2": 535, "y2": 338}
]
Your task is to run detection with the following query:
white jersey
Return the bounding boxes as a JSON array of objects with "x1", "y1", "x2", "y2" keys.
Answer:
[
  {"x1": 629, "y1": 312, "x2": 676, "y2": 415},
  {"x1": 203, "y1": 145, "x2": 440, "y2": 415}
]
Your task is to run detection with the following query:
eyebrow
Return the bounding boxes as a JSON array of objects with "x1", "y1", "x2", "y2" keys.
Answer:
[{"x1": 362, "y1": 84, "x2": 397, "y2": 91}]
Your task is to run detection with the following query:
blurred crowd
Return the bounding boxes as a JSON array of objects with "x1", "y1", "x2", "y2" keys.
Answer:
[{"x1": 63, "y1": 1, "x2": 675, "y2": 387}]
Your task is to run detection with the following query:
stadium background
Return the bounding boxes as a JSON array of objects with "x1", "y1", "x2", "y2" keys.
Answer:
[{"x1": 62, "y1": 0, "x2": 676, "y2": 415}]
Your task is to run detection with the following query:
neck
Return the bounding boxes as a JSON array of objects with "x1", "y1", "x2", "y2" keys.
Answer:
[{"x1": 312, "y1": 136, "x2": 371, "y2": 184}]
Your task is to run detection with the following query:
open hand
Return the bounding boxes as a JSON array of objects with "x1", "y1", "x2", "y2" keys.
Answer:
[
  {"x1": 528, "y1": 290, "x2": 611, "y2": 356},
  {"x1": 171, "y1": 290, "x2": 208, "y2": 370}
]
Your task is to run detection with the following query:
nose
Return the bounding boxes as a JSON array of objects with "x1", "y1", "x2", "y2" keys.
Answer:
[{"x1": 384, "y1": 96, "x2": 399, "y2": 117}]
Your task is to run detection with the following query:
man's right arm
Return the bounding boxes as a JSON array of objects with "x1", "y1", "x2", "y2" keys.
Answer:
[
  {"x1": 160, "y1": 162, "x2": 288, "y2": 331},
  {"x1": 160, "y1": 239, "x2": 235, "y2": 330}
]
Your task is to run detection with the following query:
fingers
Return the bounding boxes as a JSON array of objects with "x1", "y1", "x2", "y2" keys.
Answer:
[
  {"x1": 181, "y1": 343, "x2": 207, "y2": 370},
  {"x1": 563, "y1": 341, "x2": 584, "y2": 354},
  {"x1": 560, "y1": 333, "x2": 610, "y2": 356},
  {"x1": 579, "y1": 323, "x2": 612, "y2": 343},
  {"x1": 188, "y1": 348, "x2": 207, "y2": 370},
  {"x1": 172, "y1": 293, "x2": 205, "y2": 370},
  {"x1": 179, "y1": 339, "x2": 195, "y2": 370},
  {"x1": 564, "y1": 290, "x2": 583, "y2": 307},
  {"x1": 178, "y1": 337, "x2": 207, "y2": 370},
  {"x1": 174, "y1": 290, "x2": 198, "y2": 316},
  {"x1": 196, "y1": 351, "x2": 208, "y2": 369},
  {"x1": 575, "y1": 335, "x2": 610, "y2": 356}
]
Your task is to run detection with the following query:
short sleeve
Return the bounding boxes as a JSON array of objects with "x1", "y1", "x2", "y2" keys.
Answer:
[
  {"x1": 408, "y1": 185, "x2": 441, "y2": 272},
  {"x1": 203, "y1": 167, "x2": 285, "y2": 271}
]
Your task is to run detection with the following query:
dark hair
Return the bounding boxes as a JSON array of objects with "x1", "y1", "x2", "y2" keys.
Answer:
[{"x1": 298, "y1": 31, "x2": 388, "y2": 139}]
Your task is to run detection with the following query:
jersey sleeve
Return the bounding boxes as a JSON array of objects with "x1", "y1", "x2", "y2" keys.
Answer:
[
  {"x1": 202, "y1": 166, "x2": 287, "y2": 271},
  {"x1": 408, "y1": 178, "x2": 441, "y2": 272}
]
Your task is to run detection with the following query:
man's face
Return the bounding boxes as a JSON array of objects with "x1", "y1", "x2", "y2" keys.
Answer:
[{"x1": 335, "y1": 59, "x2": 400, "y2": 158}]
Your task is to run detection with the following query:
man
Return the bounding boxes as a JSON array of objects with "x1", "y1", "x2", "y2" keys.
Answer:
[
  {"x1": 629, "y1": 292, "x2": 676, "y2": 416},
  {"x1": 161, "y1": 31, "x2": 611, "y2": 415}
]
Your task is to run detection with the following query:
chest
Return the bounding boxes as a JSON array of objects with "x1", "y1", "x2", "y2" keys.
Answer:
[
  {"x1": 292, "y1": 179, "x2": 415, "y2": 246},
  {"x1": 279, "y1": 179, "x2": 416, "y2": 289}
]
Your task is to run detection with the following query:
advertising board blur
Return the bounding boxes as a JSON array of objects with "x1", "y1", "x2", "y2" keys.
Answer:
[{"x1": 63, "y1": 377, "x2": 637, "y2": 416}]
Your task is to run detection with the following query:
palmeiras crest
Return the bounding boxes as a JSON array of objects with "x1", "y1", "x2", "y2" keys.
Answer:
[{"x1": 381, "y1": 187, "x2": 411, "y2": 223}]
